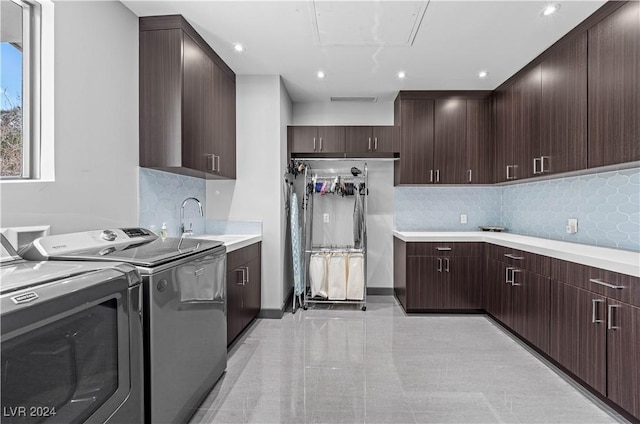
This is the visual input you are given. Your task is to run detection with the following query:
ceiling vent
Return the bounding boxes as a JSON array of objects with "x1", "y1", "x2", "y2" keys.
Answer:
[
  {"x1": 312, "y1": 1, "x2": 430, "y2": 47},
  {"x1": 330, "y1": 96, "x2": 378, "y2": 103}
]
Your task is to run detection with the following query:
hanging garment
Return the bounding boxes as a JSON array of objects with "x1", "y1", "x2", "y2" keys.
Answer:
[
  {"x1": 309, "y1": 253, "x2": 328, "y2": 298},
  {"x1": 353, "y1": 192, "x2": 364, "y2": 249},
  {"x1": 327, "y1": 253, "x2": 347, "y2": 300},
  {"x1": 290, "y1": 192, "x2": 304, "y2": 296},
  {"x1": 346, "y1": 253, "x2": 364, "y2": 300}
]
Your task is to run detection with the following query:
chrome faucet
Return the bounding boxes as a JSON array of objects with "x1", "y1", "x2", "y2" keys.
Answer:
[{"x1": 180, "y1": 197, "x2": 204, "y2": 236}]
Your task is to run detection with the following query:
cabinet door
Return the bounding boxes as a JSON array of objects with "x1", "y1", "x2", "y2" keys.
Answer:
[
  {"x1": 549, "y1": 281, "x2": 607, "y2": 395},
  {"x1": 511, "y1": 270, "x2": 550, "y2": 354},
  {"x1": 447, "y1": 256, "x2": 483, "y2": 309},
  {"x1": 434, "y1": 99, "x2": 467, "y2": 184},
  {"x1": 345, "y1": 127, "x2": 373, "y2": 153},
  {"x1": 406, "y1": 256, "x2": 441, "y2": 310},
  {"x1": 213, "y1": 66, "x2": 237, "y2": 178},
  {"x1": 493, "y1": 89, "x2": 513, "y2": 183},
  {"x1": 540, "y1": 34, "x2": 587, "y2": 175},
  {"x1": 486, "y1": 259, "x2": 511, "y2": 326},
  {"x1": 399, "y1": 99, "x2": 435, "y2": 184},
  {"x1": 466, "y1": 99, "x2": 493, "y2": 184},
  {"x1": 511, "y1": 65, "x2": 541, "y2": 180},
  {"x1": 139, "y1": 29, "x2": 183, "y2": 168},
  {"x1": 588, "y1": 2, "x2": 640, "y2": 168},
  {"x1": 182, "y1": 33, "x2": 214, "y2": 173},
  {"x1": 226, "y1": 267, "x2": 245, "y2": 344},
  {"x1": 607, "y1": 300, "x2": 640, "y2": 420},
  {"x1": 242, "y1": 255, "x2": 262, "y2": 328},
  {"x1": 289, "y1": 126, "x2": 318, "y2": 153},
  {"x1": 317, "y1": 126, "x2": 346, "y2": 153},
  {"x1": 372, "y1": 126, "x2": 399, "y2": 153}
]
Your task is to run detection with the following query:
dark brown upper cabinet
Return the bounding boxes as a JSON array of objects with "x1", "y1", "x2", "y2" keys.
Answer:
[
  {"x1": 396, "y1": 99, "x2": 435, "y2": 184},
  {"x1": 493, "y1": 87, "x2": 513, "y2": 183},
  {"x1": 395, "y1": 92, "x2": 492, "y2": 185},
  {"x1": 588, "y1": 1, "x2": 640, "y2": 168},
  {"x1": 139, "y1": 15, "x2": 236, "y2": 179},
  {"x1": 435, "y1": 99, "x2": 467, "y2": 184},
  {"x1": 345, "y1": 126, "x2": 399, "y2": 153},
  {"x1": 511, "y1": 65, "x2": 541, "y2": 181},
  {"x1": 539, "y1": 33, "x2": 588, "y2": 175},
  {"x1": 288, "y1": 126, "x2": 345, "y2": 154}
]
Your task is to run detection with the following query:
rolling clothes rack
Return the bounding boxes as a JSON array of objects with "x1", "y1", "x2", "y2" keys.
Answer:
[{"x1": 301, "y1": 164, "x2": 368, "y2": 311}]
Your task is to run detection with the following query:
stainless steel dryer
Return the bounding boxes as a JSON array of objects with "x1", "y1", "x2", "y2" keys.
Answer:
[
  {"x1": 1, "y1": 235, "x2": 144, "y2": 424},
  {"x1": 20, "y1": 228, "x2": 227, "y2": 424}
]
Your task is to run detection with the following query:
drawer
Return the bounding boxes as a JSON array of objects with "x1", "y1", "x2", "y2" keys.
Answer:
[
  {"x1": 227, "y1": 242, "x2": 261, "y2": 271},
  {"x1": 552, "y1": 258, "x2": 640, "y2": 308},
  {"x1": 486, "y1": 244, "x2": 551, "y2": 277},
  {"x1": 407, "y1": 242, "x2": 484, "y2": 257}
]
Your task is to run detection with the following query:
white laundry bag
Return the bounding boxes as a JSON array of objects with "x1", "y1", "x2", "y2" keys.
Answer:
[
  {"x1": 310, "y1": 253, "x2": 328, "y2": 298},
  {"x1": 327, "y1": 253, "x2": 347, "y2": 300},
  {"x1": 346, "y1": 253, "x2": 364, "y2": 300}
]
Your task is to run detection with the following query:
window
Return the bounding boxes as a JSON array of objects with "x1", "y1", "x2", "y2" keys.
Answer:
[{"x1": 1, "y1": 0, "x2": 40, "y2": 179}]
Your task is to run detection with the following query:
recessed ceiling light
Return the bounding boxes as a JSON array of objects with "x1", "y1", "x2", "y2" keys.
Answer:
[
  {"x1": 317, "y1": 70, "x2": 326, "y2": 79},
  {"x1": 542, "y1": 4, "x2": 560, "y2": 16},
  {"x1": 233, "y1": 43, "x2": 245, "y2": 52},
  {"x1": 397, "y1": 71, "x2": 406, "y2": 79},
  {"x1": 478, "y1": 71, "x2": 488, "y2": 78}
]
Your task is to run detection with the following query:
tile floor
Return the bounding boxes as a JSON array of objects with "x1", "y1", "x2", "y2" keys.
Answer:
[{"x1": 189, "y1": 296, "x2": 626, "y2": 424}]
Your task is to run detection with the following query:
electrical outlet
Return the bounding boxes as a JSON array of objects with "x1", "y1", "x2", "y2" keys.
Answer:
[
  {"x1": 323, "y1": 213, "x2": 330, "y2": 224},
  {"x1": 566, "y1": 218, "x2": 578, "y2": 234},
  {"x1": 460, "y1": 214, "x2": 468, "y2": 224}
]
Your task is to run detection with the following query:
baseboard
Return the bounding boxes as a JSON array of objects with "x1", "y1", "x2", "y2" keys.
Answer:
[
  {"x1": 257, "y1": 287, "x2": 294, "y2": 319},
  {"x1": 367, "y1": 287, "x2": 394, "y2": 296}
]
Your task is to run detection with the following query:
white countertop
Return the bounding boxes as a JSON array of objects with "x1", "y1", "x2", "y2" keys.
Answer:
[
  {"x1": 190, "y1": 234, "x2": 262, "y2": 253},
  {"x1": 393, "y1": 231, "x2": 640, "y2": 277}
]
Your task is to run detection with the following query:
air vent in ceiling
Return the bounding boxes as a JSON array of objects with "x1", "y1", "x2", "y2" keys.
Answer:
[{"x1": 330, "y1": 96, "x2": 378, "y2": 103}]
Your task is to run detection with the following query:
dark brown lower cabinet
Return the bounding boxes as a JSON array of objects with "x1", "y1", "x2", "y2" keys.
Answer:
[
  {"x1": 607, "y1": 300, "x2": 640, "y2": 420},
  {"x1": 395, "y1": 240, "x2": 483, "y2": 312},
  {"x1": 549, "y1": 281, "x2": 607, "y2": 395},
  {"x1": 485, "y1": 258, "x2": 512, "y2": 326},
  {"x1": 226, "y1": 243, "x2": 261, "y2": 345},
  {"x1": 511, "y1": 270, "x2": 550, "y2": 354}
]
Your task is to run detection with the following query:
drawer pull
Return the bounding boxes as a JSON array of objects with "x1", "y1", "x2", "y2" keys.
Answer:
[
  {"x1": 436, "y1": 247, "x2": 452, "y2": 251},
  {"x1": 589, "y1": 278, "x2": 624, "y2": 290},
  {"x1": 504, "y1": 253, "x2": 524, "y2": 260}
]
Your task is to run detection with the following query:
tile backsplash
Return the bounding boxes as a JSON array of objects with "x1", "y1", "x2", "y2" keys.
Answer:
[
  {"x1": 394, "y1": 168, "x2": 640, "y2": 252},
  {"x1": 139, "y1": 168, "x2": 206, "y2": 237},
  {"x1": 394, "y1": 186, "x2": 503, "y2": 231}
]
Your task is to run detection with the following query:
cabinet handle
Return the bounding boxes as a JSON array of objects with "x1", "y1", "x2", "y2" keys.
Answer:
[
  {"x1": 506, "y1": 165, "x2": 512, "y2": 180},
  {"x1": 444, "y1": 258, "x2": 450, "y2": 273},
  {"x1": 436, "y1": 247, "x2": 452, "y2": 251},
  {"x1": 504, "y1": 253, "x2": 524, "y2": 260},
  {"x1": 207, "y1": 154, "x2": 215, "y2": 172},
  {"x1": 245, "y1": 266, "x2": 250, "y2": 285},
  {"x1": 511, "y1": 269, "x2": 522, "y2": 286},
  {"x1": 589, "y1": 278, "x2": 624, "y2": 290},
  {"x1": 505, "y1": 267, "x2": 514, "y2": 284},
  {"x1": 320, "y1": 138, "x2": 323, "y2": 151},
  {"x1": 368, "y1": 137, "x2": 372, "y2": 151},
  {"x1": 313, "y1": 137, "x2": 317, "y2": 151},
  {"x1": 592, "y1": 299, "x2": 605, "y2": 324},
  {"x1": 430, "y1": 170, "x2": 434, "y2": 183},
  {"x1": 374, "y1": 137, "x2": 378, "y2": 151},
  {"x1": 236, "y1": 268, "x2": 245, "y2": 285},
  {"x1": 215, "y1": 155, "x2": 220, "y2": 173},
  {"x1": 437, "y1": 258, "x2": 442, "y2": 273},
  {"x1": 541, "y1": 156, "x2": 549, "y2": 173},
  {"x1": 436, "y1": 170, "x2": 440, "y2": 183},
  {"x1": 607, "y1": 304, "x2": 620, "y2": 330},
  {"x1": 533, "y1": 157, "x2": 541, "y2": 175},
  {"x1": 467, "y1": 169, "x2": 472, "y2": 183}
]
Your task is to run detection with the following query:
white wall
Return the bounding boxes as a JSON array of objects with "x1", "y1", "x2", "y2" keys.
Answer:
[
  {"x1": 0, "y1": 1, "x2": 139, "y2": 234},
  {"x1": 293, "y1": 101, "x2": 394, "y2": 126},
  {"x1": 207, "y1": 75, "x2": 292, "y2": 313}
]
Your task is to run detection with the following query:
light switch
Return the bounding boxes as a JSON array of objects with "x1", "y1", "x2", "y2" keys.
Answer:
[
  {"x1": 323, "y1": 213, "x2": 330, "y2": 224},
  {"x1": 460, "y1": 214, "x2": 468, "y2": 224},
  {"x1": 566, "y1": 218, "x2": 578, "y2": 234}
]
